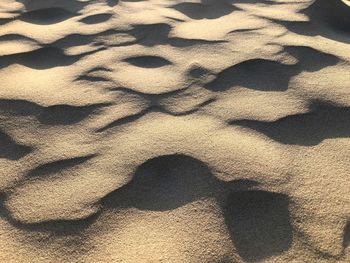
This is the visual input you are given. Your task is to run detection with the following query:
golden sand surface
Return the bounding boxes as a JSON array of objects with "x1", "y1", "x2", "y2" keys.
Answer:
[{"x1": 0, "y1": 0, "x2": 350, "y2": 262}]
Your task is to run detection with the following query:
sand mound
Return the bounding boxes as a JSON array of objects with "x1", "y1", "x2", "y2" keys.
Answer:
[{"x1": 1, "y1": 0, "x2": 350, "y2": 262}]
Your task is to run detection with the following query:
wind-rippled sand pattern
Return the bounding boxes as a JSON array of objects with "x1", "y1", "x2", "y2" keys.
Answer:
[{"x1": 0, "y1": 0, "x2": 350, "y2": 262}]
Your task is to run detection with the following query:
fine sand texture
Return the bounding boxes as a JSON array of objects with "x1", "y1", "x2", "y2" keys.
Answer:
[{"x1": 0, "y1": 0, "x2": 350, "y2": 262}]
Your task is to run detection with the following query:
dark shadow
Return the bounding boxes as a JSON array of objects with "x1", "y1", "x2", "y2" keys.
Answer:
[
  {"x1": 19, "y1": 7, "x2": 75, "y2": 25},
  {"x1": 107, "y1": 84, "x2": 188, "y2": 100},
  {"x1": 284, "y1": 45, "x2": 340, "y2": 72},
  {"x1": 0, "y1": 18, "x2": 13, "y2": 26},
  {"x1": 206, "y1": 59, "x2": 293, "y2": 91},
  {"x1": 223, "y1": 190, "x2": 292, "y2": 262},
  {"x1": 168, "y1": 37, "x2": 227, "y2": 47},
  {"x1": 102, "y1": 155, "x2": 258, "y2": 211},
  {"x1": 75, "y1": 75, "x2": 111, "y2": 83},
  {"x1": 123, "y1": 55, "x2": 172, "y2": 68},
  {"x1": 205, "y1": 46, "x2": 340, "y2": 92},
  {"x1": 74, "y1": 67, "x2": 113, "y2": 83},
  {"x1": 86, "y1": 67, "x2": 112, "y2": 73},
  {"x1": 95, "y1": 107, "x2": 150, "y2": 133},
  {"x1": 14, "y1": 213, "x2": 100, "y2": 235},
  {"x1": 271, "y1": 0, "x2": 350, "y2": 43},
  {"x1": 17, "y1": 0, "x2": 88, "y2": 13},
  {"x1": 343, "y1": 221, "x2": 350, "y2": 251},
  {"x1": 38, "y1": 103, "x2": 109, "y2": 125},
  {"x1": 0, "y1": 99, "x2": 46, "y2": 116},
  {"x1": 187, "y1": 64, "x2": 212, "y2": 79},
  {"x1": 172, "y1": 1, "x2": 236, "y2": 20},
  {"x1": 129, "y1": 23, "x2": 172, "y2": 46},
  {"x1": 301, "y1": 0, "x2": 350, "y2": 32},
  {"x1": 0, "y1": 34, "x2": 38, "y2": 44},
  {"x1": 230, "y1": 100, "x2": 350, "y2": 146},
  {"x1": 128, "y1": 23, "x2": 224, "y2": 48},
  {"x1": 102, "y1": 154, "x2": 223, "y2": 211},
  {"x1": 0, "y1": 99, "x2": 109, "y2": 125},
  {"x1": 107, "y1": 0, "x2": 119, "y2": 6},
  {"x1": 0, "y1": 129, "x2": 32, "y2": 160},
  {"x1": 53, "y1": 23, "x2": 225, "y2": 50},
  {"x1": 79, "y1": 13, "x2": 113, "y2": 24},
  {"x1": 27, "y1": 154, "x2": 96, "y2": 178},
  {"x1": 230, "y1": 0, "x2": 274, "y2": 3},
  {"x1": 52, "y1": 29, "x2": 138, "y2": 49},
  {"x1": 0, "y1": 152, "x2": 269, "y2": 263},
  {"x1": 95, "y1": 98, "x2": 216, "y2": 133},
  {"x1": 53, "y1": 33, "x2": 100, "y2": 49},
  {"x1": 0, "y1": 47, "x2": 102, "y2": 70}
]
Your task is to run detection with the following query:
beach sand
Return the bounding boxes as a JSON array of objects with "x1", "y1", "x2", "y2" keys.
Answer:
[{"x1": 0, "y1": 0, "x2": 350, "y2": 262}]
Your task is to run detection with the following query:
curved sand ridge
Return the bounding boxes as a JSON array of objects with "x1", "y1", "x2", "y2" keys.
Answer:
[{"x1": 0, "y1": 0, "x2": 350, "y2": 262}]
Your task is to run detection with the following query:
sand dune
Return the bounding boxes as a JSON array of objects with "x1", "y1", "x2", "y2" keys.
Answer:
[{"x1": 0, "y1": 0, "x2": 350, "y2": 262}]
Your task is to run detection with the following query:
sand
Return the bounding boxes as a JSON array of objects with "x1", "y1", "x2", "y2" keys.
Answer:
[{"x1": 0, "y1": 0, "x2": 350, "y2": 262}]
